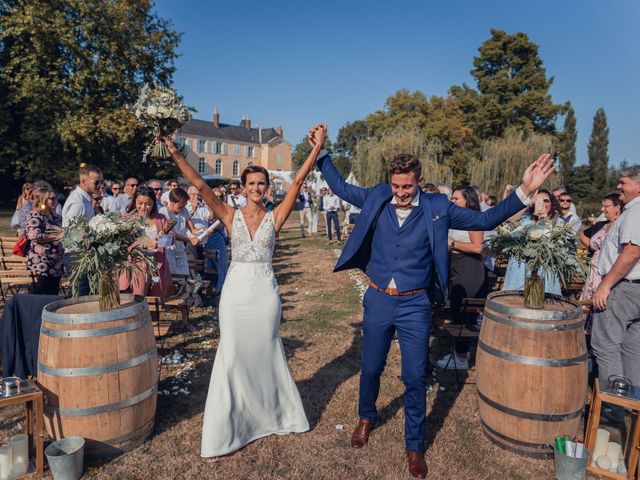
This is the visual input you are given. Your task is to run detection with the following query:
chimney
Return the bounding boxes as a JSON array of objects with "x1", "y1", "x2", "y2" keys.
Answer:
[
  {"x1": 213, "y1": 108, "x2": 219, "y2": 128},
  {"x1": 244, "y1": 114, "x2": 251, "y2": 129},
  {"x1": 275, "y1": 126, "x2": 283, "y2": 137},
  {"x1": 258, "y1": 126, "x2": 262, "y2": 144}
]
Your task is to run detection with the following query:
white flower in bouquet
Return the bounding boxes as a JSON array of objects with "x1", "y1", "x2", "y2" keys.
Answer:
[
  {"x1": 62, "y1": 213, "x2": 157, "y2": 311},
  {"x1": 131, "y1": 83, "x2": 194, "y2": 161}
]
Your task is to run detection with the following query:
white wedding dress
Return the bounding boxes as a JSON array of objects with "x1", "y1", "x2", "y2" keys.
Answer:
[{"x1": 201, "y1": 210, "x2": 309, "y2": 457}]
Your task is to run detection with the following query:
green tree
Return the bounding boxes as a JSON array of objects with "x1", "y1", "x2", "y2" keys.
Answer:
[
  {"x1": 455, "y1": 29, "x2": 567, "y2": 139},
  {"x1": 587, "y1": 108, "x2": 610, "y2": 195},
  {"x1": 558, "y1": 106, "x2": 577, "y2": 186},
  {"x1": 334, "y1": 120, "x2": 368, "y2": 160},
  {"x1": 291, "y1": 136, "x2": 340, "y2": 174},
  {"x1": 570, "y1": 165, "x2": 595, "y2": 207},
  {"x1": 0, "y1": 0, "x2": 181, "y2": 188}
]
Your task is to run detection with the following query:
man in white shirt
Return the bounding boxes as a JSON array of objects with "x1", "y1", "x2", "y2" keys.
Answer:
[
  {"x1": 323, "y1": 189, "x2": 342, "y2": 243},
  {"x1": 62, "y1": 164, "x2": 103, "y2": 295},
  {"x1": 558, "y1": 193, "x2": 581, "y2": 234},
  {"x1": 591, "y1": 165, "x2": 640, "y2": 400},
  {"x1": 115, "y1": 177, "x2": 139, "y2": 213},
  {"x1": 298, "y1": 183, "x2": 313, "y2": 237},
  {"x1": 226, "y1": 182, "x2": 247, "y2": 209},
  {"x1": 160, "y1": 179, "x2": 177, "y2": 207}
]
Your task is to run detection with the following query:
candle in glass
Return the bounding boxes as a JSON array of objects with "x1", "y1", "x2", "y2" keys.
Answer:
[
  {"x1": 606, "y1": 442, "x2": 622, "y2": 471},
  {"x1": 9, "y1": 434, "x2": 28, "y2": 468},
  {"x1": 592, "y1": 429, "x2": 610, "y2": 466},
  {"x1": 0, "y1": 446, "x2": 13, "y2": 480}
]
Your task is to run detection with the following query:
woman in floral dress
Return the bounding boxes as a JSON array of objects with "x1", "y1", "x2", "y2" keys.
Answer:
[{"x1": 25, "y1": 187, "x2": 64, "y2": 295}]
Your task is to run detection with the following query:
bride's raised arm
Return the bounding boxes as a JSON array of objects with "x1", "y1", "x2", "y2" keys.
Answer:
[
  {"x1": 273, "y1": 124, "x2": 327, "y2": 232},
  {"x1": 159, "y1": 135, "x2": 236, "y2": 231}
]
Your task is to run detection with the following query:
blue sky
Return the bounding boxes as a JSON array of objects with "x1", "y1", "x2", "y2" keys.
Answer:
[{"x1": 154, "y1": 0, "x2": 639, "y2": 167}]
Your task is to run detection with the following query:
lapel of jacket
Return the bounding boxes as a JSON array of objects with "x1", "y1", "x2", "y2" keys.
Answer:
[{"x1": 420, "y1": 192, "x2": 435, "y2": 252}]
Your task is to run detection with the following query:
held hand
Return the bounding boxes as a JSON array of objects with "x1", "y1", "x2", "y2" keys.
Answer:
[
  {"x1": 519, "y1": 153, "x2": 555, "y2": 197},
  {"x1": 189, "y1": 237, "x2": 200, "y2": 246},
  {"x1": 592, "y1": 284, "x2": 611, "y2": 310},
  {"x1": 307, "y1": 124, "x2": 327, "y2": 149}
]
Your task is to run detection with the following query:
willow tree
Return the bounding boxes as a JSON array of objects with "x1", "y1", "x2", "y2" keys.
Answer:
[
  {"x1": 470, "y1": 128, "x2": 559, "y2": 196},
  {"x1": 352, "y1": 127, "x2": 453, "y2": 187}
]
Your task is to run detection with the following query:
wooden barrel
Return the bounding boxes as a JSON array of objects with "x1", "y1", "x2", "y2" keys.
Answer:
[
  {"x1": 37, "y1": 295, "x2": 158, "y2": 458},
  {"x1": 476, "y1": 291, "x2": 588, "y2": 458}
]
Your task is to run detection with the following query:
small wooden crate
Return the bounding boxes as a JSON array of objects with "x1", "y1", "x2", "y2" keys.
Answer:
[{"x1": 0, "y1": 379, "x2": 44, "y2": 479}]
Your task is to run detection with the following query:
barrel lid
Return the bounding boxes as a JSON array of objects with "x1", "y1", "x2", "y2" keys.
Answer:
[
  {"x1": 486, "y1": 291, "x2": 581, "y2": 321},
  {"x1": 42, "y1": 295, "x2": 148, "y2": 325}
]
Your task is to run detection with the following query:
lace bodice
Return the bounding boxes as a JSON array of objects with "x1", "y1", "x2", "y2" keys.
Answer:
[{"x1": 230, "y1": 210, "x2": 275, "y2": 264}]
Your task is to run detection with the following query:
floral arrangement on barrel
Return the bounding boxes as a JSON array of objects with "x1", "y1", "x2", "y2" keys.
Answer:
[
  {"x1": 131, "y1": 83, "x2": 193, "y2": 161},
  {"x1": 62, "y1": 213, "x2": 157, "y2": 311},
  {"x1": 489, "y1": 221, "x2": 587, "y2": 309}
]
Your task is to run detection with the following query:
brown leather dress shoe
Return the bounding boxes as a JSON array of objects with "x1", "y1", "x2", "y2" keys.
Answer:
[
  {"x1": 406, "y1": 450, "x2": 428, "y2": 478},
  {"x1": 350, "y1": 419, "x2": 373, "y2": 448}
]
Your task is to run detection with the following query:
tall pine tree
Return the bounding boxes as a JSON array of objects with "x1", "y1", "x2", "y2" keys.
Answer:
[
  {"x1": 588, "y1": 108, "x2": 609, "y2": 195},
  {"x1": 558, "y1": 107, "x2": 577, "y2": 187}
]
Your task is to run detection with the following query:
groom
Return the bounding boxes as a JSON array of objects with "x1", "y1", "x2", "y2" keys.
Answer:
[{"x1": 309, "y1": 126, "x2": 554, "y2": 478}]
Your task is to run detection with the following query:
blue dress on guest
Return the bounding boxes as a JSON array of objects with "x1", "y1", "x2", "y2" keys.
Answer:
[
  {"x1": 502, "y1": 215, "x2": 563, "y2": 295},
  {"x1": 205, "y1": 229, "x2": 228, "y2": 294}
]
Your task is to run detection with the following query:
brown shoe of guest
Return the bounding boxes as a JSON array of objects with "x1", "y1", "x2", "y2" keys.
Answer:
[
  {"x1": 406, "y1": 450, "x2": 428, "y2": 478},
  {"x1": 350, "y1": 419, "x2": 373, "y2": 448}
]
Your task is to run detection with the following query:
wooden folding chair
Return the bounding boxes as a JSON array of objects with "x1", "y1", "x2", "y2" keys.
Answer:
[{"x1": 0, "y1": 269, "x2": 35, "y2": 303}]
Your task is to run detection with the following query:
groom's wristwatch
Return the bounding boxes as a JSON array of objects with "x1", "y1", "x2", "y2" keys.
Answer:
[{"x1": 449, "y1": 239, "x2": 456, "y2": 249}]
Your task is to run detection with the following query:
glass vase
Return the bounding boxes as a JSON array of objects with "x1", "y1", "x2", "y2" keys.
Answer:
[
  {"x1": 98, "y1": 272, "x2": 121, "y2": 311},
  {"x1": 524, "y1": 269, "x2": 545, "y2": 309}
]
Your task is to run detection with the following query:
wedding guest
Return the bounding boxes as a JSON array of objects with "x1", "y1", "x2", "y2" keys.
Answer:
[
  {"x1": 25, "y1": 187, "x2": 64, "y2": 295},
  {"x1": 298, "y1": 183, "x2": 313, "y2": 238},
  {"x1": 119, "y1": 186, "x2": 172, "y2": 297},
  {"x1": 486, "y1": 195, "x2": 497, "y2": 208},
  {"x1": 160, "y1": 179, "x2": 178, "y2": 207},
  {"x1": 471, "y1": 185, "x2": 490, "y2": 212},
  {"x1": 437, "y1": 184, "x2": 452, "y2": 200},
  {"x1": 187, "y1": 185, "x2": 211, "y2": 259},
  {"x1": 159, "y1": 187, "x2": 200, "y2": 275},
  {"x1": 226, "y1": 181, "x2": 247, "y2": 209},
  {"x1": 436, "y1": 186, "x2": 486, "y2": 370},
  {"x1": 502, "y1": 190, "x2": 563, "y2": 294},
  {"x1": 553, "y1": 186, "x2": 578, "y2": 216},
  {"x1": 263, "y1": 186, "x2": 275, "y2": 212},
  {"x1": 579, "y1": 192, "x2": 623, "y2": 333},
  {"x1": 204, "y1": 190, "x2": 228, "y2": 294},
  {"x1": 558, "y1": 192, "x2": 581, "y2": 234},
  {"x1": 421, "y1": 183, "x2": 439, "y2": 194},
  {"x1": 115, "y1": 177, "x2": 139, "y2": 213},
  {"x1": 62, "y1": 164, "x2": 103, "y2": 295},
  {"x1": 147, "y1": 179, "x2": 164, "y2": 211},
  {"x1": 591, "y1": 166, "x2": 640, "y2": 423},
  {"x1": 10, "y1": 183, "x2": 32, "y2": 229},
  {"x1": 324, "y1": 189, "x2": 342, "y2": 244},
  {"x1": 92, "y1": 191, "x2": 105, "y2": 215}
]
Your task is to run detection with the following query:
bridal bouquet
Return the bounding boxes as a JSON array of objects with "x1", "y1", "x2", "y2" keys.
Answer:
[
  {"x1": 132, "y1": 83, "x2": 193, "y2": 161},
  {"x1": 63, "y1": 213, "x2": 157, "y2": 311},
  {"x1": 489, "y1": 220, "x2": 587, "y2": 308}
]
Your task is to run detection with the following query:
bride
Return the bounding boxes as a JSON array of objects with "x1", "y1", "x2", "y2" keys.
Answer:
[{"x1": 159, "y1": 125, "x2": 328, "y2": 458}]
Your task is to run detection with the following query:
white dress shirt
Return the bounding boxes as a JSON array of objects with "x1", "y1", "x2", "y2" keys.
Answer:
[
  {"x1": 323, "y1": 194, "x2": 341, "y2": 212},
  {"x1": 227, "y1": 194, "x2": 247, "y2": 209},
  {"x1": 62, "y1": 186, "x2": 94, "y2": 227},
  {"x1": 598, "y1": 195, "x2": 640, "y2": 280}
]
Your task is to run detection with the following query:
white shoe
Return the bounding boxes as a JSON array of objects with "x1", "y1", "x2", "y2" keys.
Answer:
[{"x1": 436, "y1": 353, "x2": 469, "y2": 370}]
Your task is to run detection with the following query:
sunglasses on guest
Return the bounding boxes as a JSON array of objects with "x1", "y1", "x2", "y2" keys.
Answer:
[
  {"x1": 559, "y1": 198, "x2": 572, "y2": 203},
  {"x1": 86, "y1": 179, "x2": 104, "y2": 186}
]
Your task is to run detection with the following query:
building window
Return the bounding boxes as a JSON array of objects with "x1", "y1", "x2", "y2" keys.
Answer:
[
  {"x1": 198, "y1": 139, "x2": 206, "y2": 152},
  {"x1": 253, "y1": 147, "x2": 259, "y2": 158},
  {"x1": 276, "y1": 154, "x2": 284, "y2": 164},
  {"x1": 233, "y1": 144, "x2": 240, "y2": 155},
  {"x1": 198, "y1": 157, "x2": 206, "y2": 174},
  {"x1": 245, "y1": 146, "x2": 253, "y2": 158},
  {"x1": 215, "y1": 159, "x2": 222, "y2": 175},
  {"x1": 214, "y1": 142, "x2": 222, "y2": 154},
  {"x1": 185, "y1": 138, "x2": 192, "y2": 149},
  {"x1": 233, "y1": 160, "x2": 239, "y2": 177},
  {"x1": 222, "y1": 143, "x2": 228, "y2": 155},
  {"x1": 175, "y1": 136, "x2": 185, "y2": 148}
]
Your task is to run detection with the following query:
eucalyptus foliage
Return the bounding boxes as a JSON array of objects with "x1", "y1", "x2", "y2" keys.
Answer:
[
  {"x1": 63, "y1": 213, "x2": 156, "y2": 311},
  {"x1": 489, "y1": 220, "x2": 587, "y2": 288}
]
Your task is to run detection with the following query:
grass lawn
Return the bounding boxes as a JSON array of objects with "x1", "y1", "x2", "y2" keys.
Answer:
[{"x1": 0, "y1": 218, "x2": 602, "y2": 479}]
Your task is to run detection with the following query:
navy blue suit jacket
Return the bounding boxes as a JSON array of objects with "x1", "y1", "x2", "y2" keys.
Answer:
[{"x1": 317, "y1": 153, "x2": 527, "y2": 301}]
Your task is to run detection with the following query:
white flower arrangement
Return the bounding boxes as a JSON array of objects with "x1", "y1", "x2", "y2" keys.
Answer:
[
  {"x1": 131, "y1": 83, "x2": 193, "y2": 161},
  {"x1": 63, "y1": 213, "x2": 157, "y2": 311}
]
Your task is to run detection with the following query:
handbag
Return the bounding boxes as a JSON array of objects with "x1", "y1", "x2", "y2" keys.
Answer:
[{"x1": 12, "y1": 235, "x2": 30, "y2": 257}]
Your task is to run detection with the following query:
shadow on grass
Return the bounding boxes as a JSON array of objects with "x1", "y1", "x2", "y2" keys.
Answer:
[{"x1": 297, "y1": 323, "x2": 362, "y2": 428}]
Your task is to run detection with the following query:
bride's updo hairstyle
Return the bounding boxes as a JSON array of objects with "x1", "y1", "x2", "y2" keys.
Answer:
[{"x1": 241, "y1": 165, "x2": 270, "y2": 188}]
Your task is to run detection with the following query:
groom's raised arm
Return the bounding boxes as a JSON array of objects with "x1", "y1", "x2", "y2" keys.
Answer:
[{"x1": 316, "y1": 150, "x2": 367, "y2": 208}]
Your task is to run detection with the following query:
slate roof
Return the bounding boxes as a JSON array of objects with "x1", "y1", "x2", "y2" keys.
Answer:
[{"x1": 179, "y1": 119, "x2": 282, "y2": 144}]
